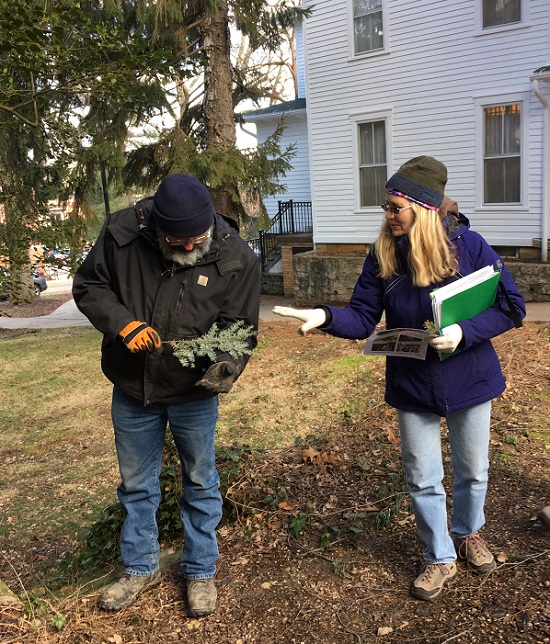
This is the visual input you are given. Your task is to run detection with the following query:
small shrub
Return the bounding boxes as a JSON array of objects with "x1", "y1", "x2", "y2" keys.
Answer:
[{"x1": 289, "y1": 515, "x2": 307, "y2": 539}]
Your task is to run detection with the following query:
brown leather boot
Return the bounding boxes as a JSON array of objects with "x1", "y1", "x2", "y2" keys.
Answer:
[
  {"x1": 187, "y1": 578, "x2": 217, "y2": 617},
  {"x1": 98, "y1": 571, "x2": 162, "y2": 611}
]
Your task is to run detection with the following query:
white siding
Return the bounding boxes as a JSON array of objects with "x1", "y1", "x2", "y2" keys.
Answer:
[
  {"x1": 295, "y1": 20, "x2": 307, "y2": 100},
  {"x1": 255, "y1": 112, "x2": 311, "y2": 218},
  {"x1": 302, "y1": 0, "x2": 550, "y2": 247}
]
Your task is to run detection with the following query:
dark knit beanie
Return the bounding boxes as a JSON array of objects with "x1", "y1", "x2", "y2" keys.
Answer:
[
  {"x1": 150, "y1": 174, "x2": 215, "y2": 237},
  {"x1": 385, "y1": 156, "x2": 447, "y2": 211}
]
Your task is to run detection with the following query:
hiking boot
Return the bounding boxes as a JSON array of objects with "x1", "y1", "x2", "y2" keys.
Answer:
[
  {"x1": 187, "y1": 578, "x2": 217, "y2": 617},
  {"x1": 452, "y1": 533, "x2": 497, "y2": 575},
  {"x1": 411, "y1": 561, "x2": 457, "y2": 601},
  {"x1": 98, "y1": 571, "x2": 162, "y2": 611}
]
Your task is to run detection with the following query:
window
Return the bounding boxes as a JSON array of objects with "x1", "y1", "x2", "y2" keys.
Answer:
[
  {"x1": 484, "y1": 103, "x2": 521, "y2": 203},
  {"x1": 358, "y1": 121, "x2": 387, "y2": 207},
  {"x1": 483, "y1": 0, "x2": 521, "y2": 28},
  {"x1": 353, "y1": 0, "x2": 384, "y2": 54}
]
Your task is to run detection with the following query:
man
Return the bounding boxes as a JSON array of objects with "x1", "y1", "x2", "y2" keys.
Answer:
[{"x1": 73, "y1": 174, "x2": 261, "y2": 616}]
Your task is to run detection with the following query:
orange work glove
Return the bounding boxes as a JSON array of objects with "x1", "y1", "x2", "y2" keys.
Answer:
[{"x1": 119, "y1": 320, "x2": 161, "y2": 353}]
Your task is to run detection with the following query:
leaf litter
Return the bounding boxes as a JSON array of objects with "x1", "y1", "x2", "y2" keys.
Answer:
[{"x1": 0, "y1": 318, "x2": 549, "y2": 643}]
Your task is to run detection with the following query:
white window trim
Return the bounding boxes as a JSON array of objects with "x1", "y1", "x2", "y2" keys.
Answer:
[
  {"x1": 348, "y1": 0, "x2": 390, "y2": 61},
  {"x1": 474, "y1": 0, "x2": 530, "y2": 37},
  {"x1": 474, "y1": 91, "x2": 530, "y2": 211},
  {"x1": 350, "y1": 109, "x2": 393, "y2": 213}
]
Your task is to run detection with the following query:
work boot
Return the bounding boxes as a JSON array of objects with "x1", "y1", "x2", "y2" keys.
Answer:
[
  {"x1": 411, "y1": 561, "x2": 457, "y2": 601},
  {"x1": 452, "y1": 532, "x2": 497, "y2": 574},
  {"x1": 187, "y1": 578, "x2": 217, "y2": 617},
  {"x1": 98, "y1": 571, "x2": 162, "y2": 611}
]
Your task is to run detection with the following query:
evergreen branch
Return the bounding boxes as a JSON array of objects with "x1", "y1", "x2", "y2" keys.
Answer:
[
  {"x1": 423, "y1": 320, "x2": 440, "y2": 335},
  {"x1": 170, "y1": 320, "x2": 256, "y2": 368}
]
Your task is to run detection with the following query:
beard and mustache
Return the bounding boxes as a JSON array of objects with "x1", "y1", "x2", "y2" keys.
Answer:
[{"x1": 156, "y1": 227, "x2": 213, "y2": 266}]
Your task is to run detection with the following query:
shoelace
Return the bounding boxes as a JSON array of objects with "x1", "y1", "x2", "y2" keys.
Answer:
[
  {"x1": 458, "y1": 533, "x2": 490, "y2": 559},
  {"x1": 419, "y1": 562, "x2": 452, "y2": 580}
]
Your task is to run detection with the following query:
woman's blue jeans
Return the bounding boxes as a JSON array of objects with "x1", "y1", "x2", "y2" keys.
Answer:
[
  {"x1": 397, "y1": 401, "x2": 491, "y2": 564},
  {"x1": 111, "y1": 386, "x2": 221, "y2": 580}
]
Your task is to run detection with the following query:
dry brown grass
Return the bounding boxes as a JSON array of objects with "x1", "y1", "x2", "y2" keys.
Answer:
[{"x1": 0, "y1": 321, "x2": 549, "y2": 643}]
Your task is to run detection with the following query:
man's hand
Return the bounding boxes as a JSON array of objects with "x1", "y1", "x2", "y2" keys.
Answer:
[
  {"x1": 272, "y1": 306, "x2": 326, "y2": 335},
  {"x1": 196, "y1": 362, "x2": 242, "y2": 394},
  {"x1": 119, "y1": 321, "x2": 162, "y2": 353},
  {"x1": 428, "y1": 323, "x2": 463, "y2": 353}
]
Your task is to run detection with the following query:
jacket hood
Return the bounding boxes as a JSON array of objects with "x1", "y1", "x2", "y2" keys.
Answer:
[
  {"x1": 395, "y1": 199, "x2": 470, "y2": 256},
  {"x1": 438, "y1": 196, "x2": 469, "y2": 239}
]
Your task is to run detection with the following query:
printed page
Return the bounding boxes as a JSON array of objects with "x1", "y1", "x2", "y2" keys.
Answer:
[{"x1": 363, "y1": 328, "x2": 437, "y2": 360}]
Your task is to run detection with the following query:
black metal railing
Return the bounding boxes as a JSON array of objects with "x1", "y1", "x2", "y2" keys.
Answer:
[
  {"x1": 270, "y1": 200, "x2": 313, "y2": 235},
  {"x1": 247, "y1": 200, "x2": 312, "y2": 270}
]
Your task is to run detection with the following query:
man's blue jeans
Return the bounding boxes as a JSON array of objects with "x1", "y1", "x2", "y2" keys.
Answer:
[
  {"x1": 111, "y1": 386, "x2": 221, "y2": 580},
  {"x1": 397, "y1": 401, "x2": 491, "y2": 564}
]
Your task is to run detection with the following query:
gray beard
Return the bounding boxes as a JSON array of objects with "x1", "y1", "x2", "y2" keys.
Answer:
[{"x1": 157, "y1": 229, "x2": 213, "y2": 266}]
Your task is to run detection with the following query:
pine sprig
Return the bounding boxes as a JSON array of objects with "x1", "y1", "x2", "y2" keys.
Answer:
[
  {"x1": 170, "y1": 321, "x2": 256, "y2": 368},
  {"x1": 423, "y1": 320, "x2": 440, "y2": 335}
]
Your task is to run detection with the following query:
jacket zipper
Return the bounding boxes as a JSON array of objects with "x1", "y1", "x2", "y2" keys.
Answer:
[{"x1": 175, "y1": 273, "x2": 188, "y2": 313}]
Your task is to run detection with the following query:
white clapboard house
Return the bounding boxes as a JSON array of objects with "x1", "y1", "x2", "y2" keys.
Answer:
[{"x1": 244, "y1": 0, "x2": 550, "y2": 293}]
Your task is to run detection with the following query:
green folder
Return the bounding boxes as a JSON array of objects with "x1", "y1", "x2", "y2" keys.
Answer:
[{"x1": 430, "y1": 266, "x2": 501, "y2": 359}]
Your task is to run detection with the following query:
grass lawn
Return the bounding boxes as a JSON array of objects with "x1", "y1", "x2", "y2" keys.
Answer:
[{"x1": 0, "y1": 329, "x2": 116, "y2": 554}]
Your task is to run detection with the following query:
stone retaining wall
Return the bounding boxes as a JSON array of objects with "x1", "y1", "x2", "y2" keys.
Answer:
[
  {"x1": 261, "y1": 272, "x2": 284, "y2": 296},
  {"x1": 293, "y1": 251, "x2": 550, "y2": 305}
]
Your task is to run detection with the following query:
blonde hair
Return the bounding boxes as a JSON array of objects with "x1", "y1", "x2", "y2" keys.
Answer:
[{"x1": 374, "y1": 204, "x2": 458, "y2": 287}]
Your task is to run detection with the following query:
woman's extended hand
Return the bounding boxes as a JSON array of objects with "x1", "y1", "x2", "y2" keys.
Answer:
[
  {"x1": 428, "y1": 323, "x2": 463, "y2": 352},
  {"x1": 272, "y1": 306, "x2": 327, "y2": 335}
]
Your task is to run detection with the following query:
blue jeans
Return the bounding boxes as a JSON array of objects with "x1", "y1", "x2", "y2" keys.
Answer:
[
  {"x1": 111, "y1": 387, "x2": 221, "y2": 579},
  {"x1": 397, "y1": 401, "x2": 491, "y2": 564}
]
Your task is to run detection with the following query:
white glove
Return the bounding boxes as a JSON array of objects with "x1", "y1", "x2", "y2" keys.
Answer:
[
  {"x1": 272, "y1": 306, "x2": 327, "y2": 335},
  {"x1": 428, "y1": 323, "x2": 463, "y2": 353}
]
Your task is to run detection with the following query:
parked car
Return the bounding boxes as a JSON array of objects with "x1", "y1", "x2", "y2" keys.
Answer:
[
  {"x1": 44, "y1": 246, "x2": 91, "y2": 267},
  {"x1": 44, "y1": 248, "x2": 71, "y2": 263},
  {"x1": 0, "y1": 268, "x2": 48, "y2": 300},
  {"x1": 33, "y1": 267, "x2": 48, "y2": 296}
]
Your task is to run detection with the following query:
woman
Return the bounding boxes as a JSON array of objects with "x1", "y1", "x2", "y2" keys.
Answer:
[{"x1": 274, "y1": 156, "x2": 525, "y2": 601}]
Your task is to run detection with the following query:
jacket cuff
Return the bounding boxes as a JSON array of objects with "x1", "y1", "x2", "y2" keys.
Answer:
[{"x1": 316, "y1": 306, "x2": 332, "y2": 327}]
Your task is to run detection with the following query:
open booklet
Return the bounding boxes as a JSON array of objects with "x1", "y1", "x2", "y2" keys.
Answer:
[{"x1": 363, "y1": 328, "x2": 437, "y2": 360}]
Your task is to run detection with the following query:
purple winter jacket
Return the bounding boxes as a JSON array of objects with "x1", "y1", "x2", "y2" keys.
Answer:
[{"x1": 319, "y1": 215, "x2": 526, "y2": 417}]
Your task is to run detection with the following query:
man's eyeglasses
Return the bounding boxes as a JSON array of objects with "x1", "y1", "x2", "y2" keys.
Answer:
[
  {"x1": 381, "y1": 203, "x2": 414, "y2": 216},
  {"x1": 164, "y1": 231, "x2": 211, "y2": 245}
]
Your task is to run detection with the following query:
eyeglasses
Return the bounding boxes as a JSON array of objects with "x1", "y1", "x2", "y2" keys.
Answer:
[
  {"x1": 381, "y1": 203, "x2": 414, "y2": 215},
  {"x1": 164, "y1": 231, "x2": 211, "y2": 245}
]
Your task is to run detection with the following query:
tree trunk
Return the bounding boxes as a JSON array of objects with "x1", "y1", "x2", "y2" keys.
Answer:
[
  {"x1": 202, "y1": 2, "x2": 239, "y2": 221},
  {"x1": 4, "y1": 208, "x2": 34, "y2": 304}
]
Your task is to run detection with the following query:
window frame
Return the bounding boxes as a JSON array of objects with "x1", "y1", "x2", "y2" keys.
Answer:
[
  {"x1": 474, "y1": 0, "x2": 529, "y2": 35},
  {"x1": 349, "y1": 0, "x2": 390, "y2": 59},
  {"x1": 474, "y1": 92, "x2": 529, "y2": 211},
  {"x1": 350, "y1": 110, "x2": 393, "y2": 213}
]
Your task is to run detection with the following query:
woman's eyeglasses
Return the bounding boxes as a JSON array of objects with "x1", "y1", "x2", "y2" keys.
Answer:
[{"x1": 381, "y1": 203, "x2": 414, "y2": 215}]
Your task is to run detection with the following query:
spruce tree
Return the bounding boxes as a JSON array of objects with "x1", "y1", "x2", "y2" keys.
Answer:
[{"x1": 122, "y1": 0, "x2": 310, "y2": 223}]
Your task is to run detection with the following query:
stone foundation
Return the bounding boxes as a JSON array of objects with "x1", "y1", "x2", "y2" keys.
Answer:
[
  {"x1": 261, "y1": 272, "x2": 284, "y2": 296},
  {"x1": 293, "y1": 251, "x2": 550, "y2": 305},
  {"x1": 505, "y1": 259, "x2": 550, "y2": 302}
]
